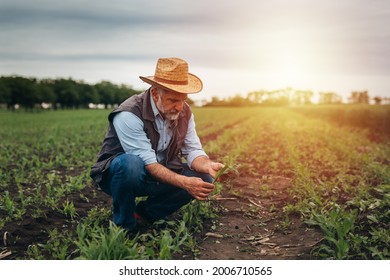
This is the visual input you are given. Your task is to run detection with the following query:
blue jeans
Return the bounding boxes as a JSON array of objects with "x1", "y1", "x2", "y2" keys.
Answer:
[{"x1": 100, "y1": 154, "x2": 213, "y2": 231}]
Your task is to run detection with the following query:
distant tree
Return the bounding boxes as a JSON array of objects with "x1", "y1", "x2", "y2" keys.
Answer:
[
  {"x1": 203, "y1": 96, "x2": 227, "y2": 107},
  {"x1": 349, "y1": 91, "x2": 370, "y2": 104},
  {"x1": 247, "y1": 90, "x2": 267, "y2": 104},
  {"x1": 203, "y1": 95, "x2": 256, "y2": 107},
  {"x1": 0, "y1": 77, "x2": 11, "y2": 106},
  {"x1": 294, "y1": 90, "x2": 313, "y2": 105},
  {"x1": 95, "y1": 81, "x2": 117, "y2": 108},
  {"x1": 210, "y1": 96, "x2": 221, "y2": 104},
  {"x1": 319, "y1": 92, "x2": 342, "y2": 104},
  {"x1": 0, "y1": 75, "x2": 145, "y2": 110},
  {"x1": 373, "y1": 96, "x2": 382, "y2": 105},
  {"x1": 53, "y1": 79, "x2": 80, "y2": 109},
  {"x1": 227, "y1": 95, "x2": 254, "y2": 106},
  {"x1": 3, "y1": 76, "x2": 41, "y2": 110},
  {"x1": 114, "y1": 84, "x2": 140, "y2": 105},
  {"x1": 262, "y1": 89, "x2": 290, "y2": 106},
  {"x1": 39, "y1": 79, "x2": 57, "y2": 107},
  {"x1": 77, "y1": 83, "x2": 99, "y2": 108}
]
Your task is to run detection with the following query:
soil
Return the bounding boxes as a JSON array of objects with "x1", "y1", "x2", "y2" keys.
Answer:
[
  {"x1": 0, "y1": 177, "x2": 112, "y2": 260},
  {"x1": 195, "y1": 175, "x2": 323, "y2": 259},
  {"x1": 1, "y1": 170, "x2": 323, "y2": 260}
]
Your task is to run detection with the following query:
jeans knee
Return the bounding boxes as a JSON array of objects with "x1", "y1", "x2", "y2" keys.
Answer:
[
  {"x1": 203, "y1": 174, "x2": 213, "y2": 184},
  {"x1": 110, "y1": 154, "x2": 145, "y2": 185}
]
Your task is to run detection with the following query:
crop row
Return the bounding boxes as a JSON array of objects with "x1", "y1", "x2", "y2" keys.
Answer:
[
  {"x1": 205, "y1": 107, "x2": 389, "y2": 259},
  {"x1": 0, "y1": 106, "x2": 389, "y2": 259}
]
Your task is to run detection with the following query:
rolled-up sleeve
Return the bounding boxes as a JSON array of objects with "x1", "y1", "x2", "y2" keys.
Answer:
[
  {"x1": 181, "y1": 113, "x2": 208, "y2": 168},
  {"x1": 112, "y1": 111, "x2": 157, "y2": 165}
]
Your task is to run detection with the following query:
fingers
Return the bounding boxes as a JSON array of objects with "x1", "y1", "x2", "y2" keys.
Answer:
[
  {"x1": 188, "y1": 178, "x2": 214, "y2": 200},
  {"x1": 196, "y1": 183, "x2": 214, "y2": 200},
  {"x1": 212, "y1": 162, "x2": 225, "y2": 170},
  {"x1": 195, "y1": 193, "x2": 210, "y2": 200},
  {"x1": 209, "y1": 162, "x2": 225, "y2": 178}
]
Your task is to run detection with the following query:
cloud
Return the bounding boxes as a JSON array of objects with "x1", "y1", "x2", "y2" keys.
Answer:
[
  {"x1": 1, "y1": 0, "x2": 389, "y2": 97},
  {"x1": 0, "y1": 0, "x2": 224, "y2": 64},
  {"x1": 0, "y1": 0, "x2": 217, "y2": 30}
]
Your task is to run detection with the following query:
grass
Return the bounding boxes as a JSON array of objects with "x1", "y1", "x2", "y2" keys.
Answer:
[{"x1": 0, "y1": 105, "x2": 389, "y2": 259}]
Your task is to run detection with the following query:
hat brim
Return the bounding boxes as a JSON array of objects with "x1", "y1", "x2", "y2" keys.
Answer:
[{"x1": 139, "y1": 73, "x2": 203, "y2": 94}]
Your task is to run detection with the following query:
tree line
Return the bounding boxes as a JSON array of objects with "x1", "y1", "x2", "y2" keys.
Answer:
[
  {"x1": 1, "y1": 75, "x2": 388, "y2": 110},
  {"x1": 203, "y1": 88, "x2": 389, "y2": 107},
  {"x1": 0, "y1": 76, "x2": 142, "y2": 110}
]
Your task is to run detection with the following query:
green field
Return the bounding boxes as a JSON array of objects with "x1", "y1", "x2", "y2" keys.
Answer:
[{"x1": 0, "y1": 105, "x2": 389, "y2": 260}]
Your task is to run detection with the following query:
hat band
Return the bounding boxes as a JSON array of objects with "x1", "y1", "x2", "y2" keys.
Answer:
[{"x1": 154, "y1": 76, "x2": 188, "y2": 85}]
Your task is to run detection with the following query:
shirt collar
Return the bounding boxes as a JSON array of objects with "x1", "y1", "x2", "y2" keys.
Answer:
[{"x1": 150, "y1": 93, "x2": 161, "y2": 118}]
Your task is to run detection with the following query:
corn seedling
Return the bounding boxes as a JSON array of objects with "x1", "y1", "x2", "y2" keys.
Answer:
[
  {"x1": 306, "y1": 207, "x2": 357, "y2": 259},
  {"x1": 62, "y1": 199, "x2": 78, "y2": 220},
  {"x1": 1, "y1": 106, "x2": 389, "y2": 260},
  {"x1": 212, "y1": 161, "x2": 239, "y2": 184},
  {"x1": 75, "y1": 221, "x2": 145, "y2": 260}
]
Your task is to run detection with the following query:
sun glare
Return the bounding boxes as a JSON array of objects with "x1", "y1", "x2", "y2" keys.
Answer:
[
  {"x1": 259, "y1": 50, "x2": 312, "y2": 92},
  {"x1": 251, "y1": 22, "x2": 333, "y2": 91}
]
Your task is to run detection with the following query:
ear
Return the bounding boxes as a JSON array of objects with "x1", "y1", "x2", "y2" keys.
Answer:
[{"x1": 151, "y1": 87, "x2": 159, "y2": 103}]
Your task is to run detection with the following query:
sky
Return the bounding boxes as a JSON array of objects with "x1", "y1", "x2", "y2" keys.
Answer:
[{"x1": 1, "y1": 0, "x2": 389, "y2": 102}]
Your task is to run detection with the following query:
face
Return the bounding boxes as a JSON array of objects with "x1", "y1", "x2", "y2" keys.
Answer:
[{"x1": 152, "y1": 87, "x2": 187, "y2": 121}]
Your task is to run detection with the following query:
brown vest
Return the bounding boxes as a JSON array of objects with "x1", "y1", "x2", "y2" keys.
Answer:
[{"x1": 90, "y1": 89, "x2": 192, "y2": 186}]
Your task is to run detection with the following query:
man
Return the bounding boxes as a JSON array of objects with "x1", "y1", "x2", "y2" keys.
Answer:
[{"x1": 90, "y1": 57, "x2": 224, "y2": 233}]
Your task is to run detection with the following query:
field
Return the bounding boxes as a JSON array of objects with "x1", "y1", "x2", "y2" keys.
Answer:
[{"x1": 0, "y1": 105, "x2": 389, "y2": 260}]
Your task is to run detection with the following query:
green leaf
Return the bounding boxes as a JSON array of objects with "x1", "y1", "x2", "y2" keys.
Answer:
[
  {"x1": 213, "y1": 164, "x2": 233, "y2": 184},
  {"x1": 367, "y1": 215, "x2": 379, "y2": 223}
]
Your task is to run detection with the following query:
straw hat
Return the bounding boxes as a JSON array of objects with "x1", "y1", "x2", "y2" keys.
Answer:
[{"x1": 139, "y1": 57, "x2": 203, "y2": 94}]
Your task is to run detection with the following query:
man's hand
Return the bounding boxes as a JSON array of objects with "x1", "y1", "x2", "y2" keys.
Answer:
[
  {"x1": 146, "y1": 162, "x2": 215, "y2": 200},
  {"x1": 182, "y1": 176, "x2": 215, "y2": 200},
  {"x1": 207, "y1": 162, "x2": 225, "y2": 179},
  {"x1": 191, "y1": 156, "x2": 225, "y2": 179}
]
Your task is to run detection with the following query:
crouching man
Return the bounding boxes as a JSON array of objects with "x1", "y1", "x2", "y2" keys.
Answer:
[{"x1": 90, "y1": 57, "x2": 224, "y2": 233}]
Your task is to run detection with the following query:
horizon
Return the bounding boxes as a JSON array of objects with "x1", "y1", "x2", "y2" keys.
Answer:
[{"x1": 2, "y1": 73, "x2": 383, "y2": 105}]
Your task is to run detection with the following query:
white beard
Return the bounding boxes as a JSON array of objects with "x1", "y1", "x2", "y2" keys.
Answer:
[{"x1": 156, "y1": 96, "x2": 180, "y2": 121}]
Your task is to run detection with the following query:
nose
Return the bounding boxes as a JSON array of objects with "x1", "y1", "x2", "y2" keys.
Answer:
[{"x1": 175, "y1": 101, "x2": 184, "y2": 112}]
